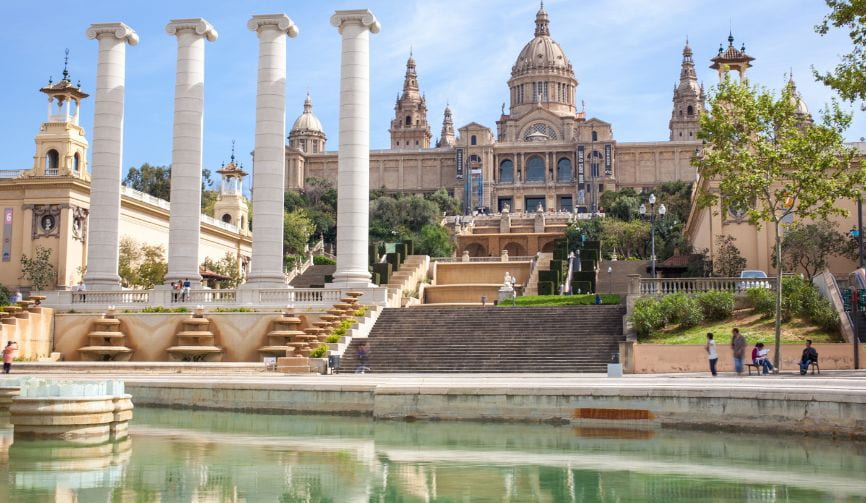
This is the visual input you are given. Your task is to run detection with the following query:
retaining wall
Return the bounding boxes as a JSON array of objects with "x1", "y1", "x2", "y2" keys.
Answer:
[{"x1": 1, "y1": 307, "x2": 53, "y2": 360}]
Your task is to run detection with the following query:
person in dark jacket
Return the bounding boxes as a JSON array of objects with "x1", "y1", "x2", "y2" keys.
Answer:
[{"x1": 799, "y1": 339, "x2": 819, "y2": 375}]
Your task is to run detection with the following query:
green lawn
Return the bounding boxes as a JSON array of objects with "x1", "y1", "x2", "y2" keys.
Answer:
[
  {"x1": 642, "y1": 310, "x2": 842, "y2": 345},
  {"x1": 499, "y1": 294, "x2": 621, "y2": 307}
]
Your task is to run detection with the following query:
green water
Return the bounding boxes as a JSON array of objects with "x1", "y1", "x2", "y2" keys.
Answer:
[{"x1": 2, "y1": 408, "x2": 865, "y2": 502}]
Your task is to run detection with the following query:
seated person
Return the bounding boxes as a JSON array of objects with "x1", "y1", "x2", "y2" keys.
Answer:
[
  {"x1": 751, "y1": 342, "x2": 774, "y2": 375},
  {"x1": 799, "y1": 339, "x2": 819, "y2": 375}
]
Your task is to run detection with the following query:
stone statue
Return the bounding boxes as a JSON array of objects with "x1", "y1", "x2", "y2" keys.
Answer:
[{"x1": 503, "y1": 272, "x2": 514, "y2": 288}]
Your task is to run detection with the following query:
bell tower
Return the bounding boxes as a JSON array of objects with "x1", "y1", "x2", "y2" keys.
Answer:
[
  {"x1": 669, "y1": 39, "x2": 704, "y2": 141},
  {"x1": 30, "y1": 50, "x2": 89, "y2": 179},
  {"x1": 389, "y1": 51, "x2": 432, "y2": 149},
  {"x1": 213, "y1": 142, "x2": 250, "y2": 233}
]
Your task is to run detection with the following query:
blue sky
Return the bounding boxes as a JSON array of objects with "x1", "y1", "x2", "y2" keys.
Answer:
[{"x1": 1, "y1": 0, "x2": 863, "y2": 187}]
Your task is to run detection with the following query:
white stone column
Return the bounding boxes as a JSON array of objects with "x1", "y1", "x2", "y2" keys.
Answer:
[
  {"x1": 245, "y1": 14, "x2": 298, "y2": 288},
  {"x1": 164, "y1": 18, "x2": 218, "y2": 286},
  {"x1": 330, "y1": 10, "x2": 380, "y2": 287},
  {"x1": 83, "y1": 23, "x2": 138, "y2": 290}
]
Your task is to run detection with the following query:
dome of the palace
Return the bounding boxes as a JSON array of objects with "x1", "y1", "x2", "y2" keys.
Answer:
[
  {"x1": 787, "y1": 78, "x2": 810, "y2": 117},
  {"x1": 511, "y1": 3, "x2": 574, "y2": 78},
  {"x1": 291, "y1": 94, "x2": 324, "y2": 133}
]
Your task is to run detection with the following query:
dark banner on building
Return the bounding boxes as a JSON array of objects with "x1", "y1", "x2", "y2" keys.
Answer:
[
  {"x1": 3, "y1": 208, "x2": 12, "y2": 262},
  {"x1": 577, "y1": 145, "x2": 584, "y2": 184},
  {"x1": 604, "y1": 144, "x2": 612, "y2": 175},
  {"x1": 455, "y1": 148, "x2": 464, "y2": 180}
]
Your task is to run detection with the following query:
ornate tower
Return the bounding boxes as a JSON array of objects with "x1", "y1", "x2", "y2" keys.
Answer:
[
  {"x1": 786, "y1": 77, "x2": 813, "y2": 126},
  {"x1": 389, "y1": 51, "x2": 432, "y2": 149},
  {"x1": 669, "y1": 39, "x2": 704, "y2": 141},
  {"x1": 213, "y1": 142, "x2": 250, "y2": 233},
  {"x1": 288, "y1": 93, "x2": 327, "y2": 153},
  {"x1": 710, "y1": 32, "x2": 755, "y2": 81},
  {"x1": 437, "y1": 105, "x2": 456, "y2": 148},
  {"x1": 29, "y1": 50, "x2": 89, "y2": 179}
]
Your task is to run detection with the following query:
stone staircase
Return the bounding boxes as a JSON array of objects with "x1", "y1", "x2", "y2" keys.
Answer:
[
  {"x1": 337, "y1": 304, "x2": 625, "y2": 373},
  {"x1": 289, "y1": 265, "x2": 336, "y2": 288},
  {"x1": 523, "y1": 253, "x2": 553, "y2": 296}
]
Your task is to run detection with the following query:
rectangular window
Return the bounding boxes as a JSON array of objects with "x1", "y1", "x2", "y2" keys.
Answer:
[{"x1": 532, "y1": 82, "x2": 537, "y2": 101}]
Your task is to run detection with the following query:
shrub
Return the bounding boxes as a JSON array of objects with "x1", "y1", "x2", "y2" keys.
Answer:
[
  {"x1": 746, "y1": 287, "x2": 775, "y2": 317},
  {"x1": 314, "y1": 255, "x2": 336, "y2": 265},
  {"x1": 309, "y1": 344, "x2": 328, "y2": 358},
  {"x1": 211, "y1": 307, "x2": 255, "y2": 313},
  {"x1": 331, "y1": 319, "x2": 355, "y2": 338},
  {"x1": 695, "y1": 290, "x2": 735, "y2": 321},
  {"x1": 631, "y1": 297, "x2": 666, "y2": 337},
  {"x1": 325, "y1": 334, "x2": 341, "y2": 343},
  {"x1": 353, "y1": 306, "x2": 368, "y2": 317},
  {"x1": 502, "y1": 294, "x2": 620, "y2": 307},
  {"x1": 141, "y1": 306, "x2": 189, "y2": 313},
  {"x1": 659, "y1": 292, "x2": 703, "y2": 328},
  {"x1": 0, "y1": 285, "x2": 10, "y2": 306}
]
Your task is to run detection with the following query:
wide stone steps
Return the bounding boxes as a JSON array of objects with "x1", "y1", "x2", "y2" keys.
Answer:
[{"x1": 337, "y1": 305, "x2": 625, "y2": 373}]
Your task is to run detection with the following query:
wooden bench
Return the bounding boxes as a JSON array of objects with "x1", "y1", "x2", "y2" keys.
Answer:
[{"x1": 801, "y1": 361, "x2": 820, "y2": 375}]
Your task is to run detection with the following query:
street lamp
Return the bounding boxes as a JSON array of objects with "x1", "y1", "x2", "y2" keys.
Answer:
[
  {"x1": 607, "y1": 265, "x2": 613, "y2": 294},
  {"x1": 639, "y1": 193, "x2": 666, "y2": 278}
]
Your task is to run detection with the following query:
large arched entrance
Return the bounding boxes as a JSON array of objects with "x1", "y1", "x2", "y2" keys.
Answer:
[
  {"x1": 503, "y1": 242, "x2": 527, "y2": 257},
  {"x1": 464, "y1": 242, "x2": 487, "y2": 257}
]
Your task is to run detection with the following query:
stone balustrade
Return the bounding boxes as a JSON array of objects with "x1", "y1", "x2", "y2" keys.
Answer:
[
  {"x1": 43, "y1": 286, "x2": 393, "y2": 311},
  {"x1": 629, "y1": 275, "x2": 779, "y2": 295}
]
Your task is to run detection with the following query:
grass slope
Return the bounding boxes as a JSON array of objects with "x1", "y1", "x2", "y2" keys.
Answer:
[{"x1": 642, "y1": 309, "x2": 842, "y2": 345}]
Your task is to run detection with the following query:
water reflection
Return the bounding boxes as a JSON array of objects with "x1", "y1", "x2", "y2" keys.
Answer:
[{"x1": 0, "y1": 407, "x2": 864, "y2": 501}]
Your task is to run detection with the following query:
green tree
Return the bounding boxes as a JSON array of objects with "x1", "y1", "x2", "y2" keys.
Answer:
[
  {"x1": 425, "y1": 188, "x2": 462, "y2": 216},
  {"x1": 814, "y1": 0, "x2": 866, "y2": 108},
  {"x1": 118, "y1": 237, "x2": 167, "y2": 288},
  {"x1": 655, "y1": 180, "x2": 693, "y2": 224},
  {"x1": 695, "y1": 74, "x2": 866, "y2": 370},
  {"x1": 283, "y1": 209, "x2": 315, "y2": 258},
  {"x1": 599, "y1": 219, "x2": 650, "y2": 259},
  {"x1": 712, "y1": 235, "x2": 747, "y2": 277},
  {"x1": 415, "y1": 224, "x2": 455, "y2": 257},
  {"x1": 123, "y1": 163, "x2": 171, "y2": 200},
  {"x1": 608, "y1": 195, "x2": 639, "y2": 221},
  {"x1": 201, "y1": 252, "x2": 243, "y2": 288},
  {"x1": 20, "y1": 245, "x2": 56, "y2": 291},
  {"x1": 777, "y1": 221, "x2": 851, "y2": 279}
]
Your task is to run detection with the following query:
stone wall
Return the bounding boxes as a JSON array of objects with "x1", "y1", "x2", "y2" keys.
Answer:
[
  {"x1": 631, "y1": 343, "x2": 866, "y2": 373},
  {"x1": 53, "y1": 311, "x2": 326, "y2": 362},
  {"x1": 0, "y1": 307, "x2": 53, "y2": 360},
  {"x1": 434, "y1": 262, "x2": 531, "y2": 286}
]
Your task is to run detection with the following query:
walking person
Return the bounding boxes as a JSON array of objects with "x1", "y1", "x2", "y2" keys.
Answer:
[
  {"x1": 355, "y1": 341, "x2": 370, "y2": 374},
  {"x1": 706, "y1": 333, "x2": 718, "y2": 376},
  {"x1": 12, "y1": 290, "x2": 22, "y2": 303},
  {"x1": 731, "y1": 327, "x2": 746, "y2": 376},
  {"x1": 3, "y1": 341, "x2": 17, "y2": 374}
]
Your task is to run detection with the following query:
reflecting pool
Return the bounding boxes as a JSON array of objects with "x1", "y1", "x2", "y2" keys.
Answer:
[{"x1": 2, "y1": 408, "x2": 866, "y2": 501}]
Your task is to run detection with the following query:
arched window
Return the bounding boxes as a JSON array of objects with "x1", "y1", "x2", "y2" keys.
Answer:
[
  {"x1": 556, "y1": 158, "x2": 572, "y2": 182},
  {"x1": 591, "y1": 131, "x2": 598, "y2": 142},
  {"x1": 526, "y1": 155, "x2": 545, "y2": 182},
  {"x1": 470, "y1": 135, "x2": 477, "y2": 146},
  {"x1": 687, "y1": 105, "x2": 694, "y2": 116},
  {"x1": 405, "y1": 115, "x2": 412, "y2": 126},
  {"x1": 72, "y1": 153, "x2": 80, "y2": 172},
  {"x1": 45, "y1": 149, "x2": 59, "y2": 175},
  {"x1": 499, "y1": 159, "x2": 514, "y2": 183},
  {"x1": 222, "y1": 214, "x2": 232, "y2": 224}
]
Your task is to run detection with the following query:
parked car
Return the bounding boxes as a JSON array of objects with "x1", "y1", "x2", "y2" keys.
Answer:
[{"x1": 739, "y1": 270, "x2": 770, "y2": 290}]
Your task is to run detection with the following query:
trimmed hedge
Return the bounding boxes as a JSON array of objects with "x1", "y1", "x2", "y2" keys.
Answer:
[
  {"x1": 372, "y1": 263, "x2": 392, "y2": 285},
  {"x1": 537, "y1": 281, "x2": 554, "y2": 296},
  {"x1": 695, "y1": 290, "x2": 735, "y2": 321},
  {"x1": 571, "y1": 281, "x2": 592, "y2": 294}
]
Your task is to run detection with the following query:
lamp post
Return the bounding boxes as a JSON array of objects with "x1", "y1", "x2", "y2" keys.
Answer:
[
  {"x1": 607, "y1": 265, "x2": 613, "y2": 294},
  {"x1": 639, "y1": 193, "x2": 666, "y2": 279}
]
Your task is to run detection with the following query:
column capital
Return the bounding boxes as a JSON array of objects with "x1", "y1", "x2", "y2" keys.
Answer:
[
  {"x1": 86, "y1": 22, "x2": 139, "y2": 46},
  {"x1": 247, "y1": 14, "x2": 298, "y2": 38},
  {"x1": 330, "y1": 9, "x2": 380, "y2": 34},
  {"x1": 166, "y1": 18, "x2": 218, "y2": 42}
]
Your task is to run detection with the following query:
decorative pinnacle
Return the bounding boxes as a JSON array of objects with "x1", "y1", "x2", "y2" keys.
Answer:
[
  {"x1": 230, "y1": 140, "x2": 236, "y2": 163},
  {"x1": 62, "y1": 48, "x2": 70, "y2": 81}
]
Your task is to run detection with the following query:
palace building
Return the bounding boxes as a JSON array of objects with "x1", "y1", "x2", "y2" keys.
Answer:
[{"x1": 287, "y1": 4, "x2": 703, "y2": 214}]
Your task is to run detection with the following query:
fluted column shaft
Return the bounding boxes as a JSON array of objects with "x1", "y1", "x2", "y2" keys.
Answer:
[
  {"x1": 84, "y1": 23, "x2": 138, "y2": 290},
  {"x1": 165, "y1": 19, "x2": 217, "y2": 285},
  {"x1": 330, "y1": 10, "x2": 380, "y2": 287},
  {"x1": 245, "y1": 14, "x2": 298, "y2": 287}
]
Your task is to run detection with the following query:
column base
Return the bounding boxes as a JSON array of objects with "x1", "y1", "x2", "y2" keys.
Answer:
[
  {"x1": 241, "y1": 273, "x2": 290, "y2": 289},
  {"x1": 83, "y1": 274, "x2": 122, "y2": 291},
  {"x1": 330, "y1": 271, "x2": 375, "y2": 289}
]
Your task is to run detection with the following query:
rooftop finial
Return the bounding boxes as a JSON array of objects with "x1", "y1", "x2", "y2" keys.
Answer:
[
  {"x1": 535, "y1": 0, "x2": 550, "y2": 36},
  {"x1": 62, "y1": 48, "x2": 69, "y2": 81},
  {"x1": 230, "y1": 139, "x2": 236, "y2": 163}
]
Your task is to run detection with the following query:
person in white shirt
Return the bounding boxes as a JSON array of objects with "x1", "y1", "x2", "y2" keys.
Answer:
[{"x1": 706, "y1": 332, "x2": 719, "y2": 376}]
